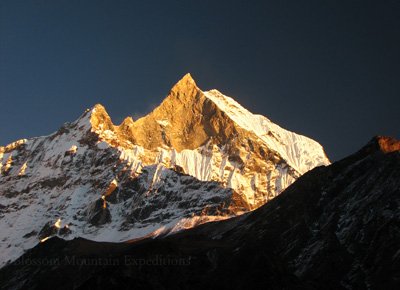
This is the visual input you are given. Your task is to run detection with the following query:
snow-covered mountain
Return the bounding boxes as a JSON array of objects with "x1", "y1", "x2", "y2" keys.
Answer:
[
  {"x1": 0, "y1": 74, "x2": 329, "y2": 267},
  {"x1": 1, "y1": 136, "x2": 398, "y2": 290}
]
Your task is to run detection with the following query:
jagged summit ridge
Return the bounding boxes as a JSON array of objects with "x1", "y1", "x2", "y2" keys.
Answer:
[{"x1": 83, "y1": 73, "x2": 329, "y2": 176}]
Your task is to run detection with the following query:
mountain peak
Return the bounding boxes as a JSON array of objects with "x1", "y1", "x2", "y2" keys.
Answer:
[
  {"x1": 346, "y1": 136, "x2": 400, "y2": 164},
  {"x1": 179, "y1": 72, "x2": 196, "y2": 84},
  {"x1": 169, "y1": 73, "x2": 199, "y2": 98},
  {"x1": 87, "y1": 103, "x2": 114, "y2": 132},
  {"x1": 368, "y1": 136, "x2": 400, "y2": 153}
]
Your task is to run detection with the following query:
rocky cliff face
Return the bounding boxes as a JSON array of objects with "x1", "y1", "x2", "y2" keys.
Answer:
[
  {"x1": 0, "y1": 137, "x2": 397, "y2": 290},
  {"x1": 0, "y1": 74, "x2": 329, "y2": 267}
]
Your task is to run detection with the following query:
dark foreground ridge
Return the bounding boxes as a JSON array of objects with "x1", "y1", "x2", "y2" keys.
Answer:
[{"x1": 0, "y1": 136, "x2": 399, "y2": 290}]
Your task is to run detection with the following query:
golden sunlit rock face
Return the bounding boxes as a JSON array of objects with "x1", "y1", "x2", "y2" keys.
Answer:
[
  {"x1": 129, "y1": 73, "x2": 220, "y2": 151},
  {"x1": 54, "y1": 218, "x2": 62, "y2": 229},
  {"x1": 90, "y1": 73, "x2": 240, "y2": 152},
  {"x1": 88, "y1": 74, "x2": 296, "y2": 209},
  {"x1": 0, "y1": 139, "x2": 27, "y2": 154},
  {"x1": 85, "y1": 73, "x2": 330, "y2": 209},
  {"x1": 376, "y1": 136, "x2": 400, "y2": 153},
  {"x1": 359, "y1": 136, "x2": 400, "y2": 158}
]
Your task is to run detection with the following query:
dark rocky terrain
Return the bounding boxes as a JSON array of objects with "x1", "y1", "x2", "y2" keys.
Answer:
[{"x1": 0, "y1": 136, "x2": 398, "y2": 290}]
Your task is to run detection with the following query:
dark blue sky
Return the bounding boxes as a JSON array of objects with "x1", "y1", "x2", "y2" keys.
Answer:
[{"x1": 1, "y1": 0, "x2": 399, "y2": 161}]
